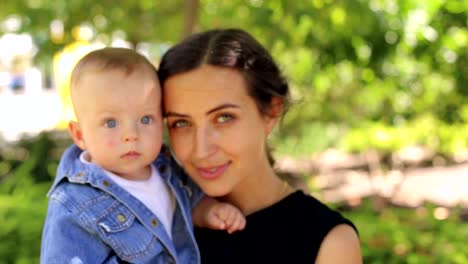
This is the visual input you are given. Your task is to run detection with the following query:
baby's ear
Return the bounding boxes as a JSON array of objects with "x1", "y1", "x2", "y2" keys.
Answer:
[{"x1": 68, "y1": 121, "x2": 86, "y2": 150}]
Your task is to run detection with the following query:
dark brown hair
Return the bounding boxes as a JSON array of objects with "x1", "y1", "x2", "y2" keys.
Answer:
[{"x1": 158, "y1": 28, "x2": 290, "y2": 118}]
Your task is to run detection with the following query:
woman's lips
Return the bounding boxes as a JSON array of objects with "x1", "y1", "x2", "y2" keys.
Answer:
[{"x1": 197, "y1": 162, "x2": 231, "y2": 180}]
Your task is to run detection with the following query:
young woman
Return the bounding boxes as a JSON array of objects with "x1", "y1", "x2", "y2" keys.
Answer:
[{"x1": 158, "y1": 28, "x2": 362, "y2": 264}]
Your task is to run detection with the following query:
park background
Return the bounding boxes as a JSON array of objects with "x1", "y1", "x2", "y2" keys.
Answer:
[{"x1": 0, "y1": 0, "x2": 467, "y2": 263}]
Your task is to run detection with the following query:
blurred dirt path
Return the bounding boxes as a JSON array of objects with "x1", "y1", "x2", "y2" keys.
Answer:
[
  {"x1": 314, "y1": 164, "x2": 468, "y2": 208},
  {"x1": 277, "y1": 151, "x2": 468, "y2": 208}
]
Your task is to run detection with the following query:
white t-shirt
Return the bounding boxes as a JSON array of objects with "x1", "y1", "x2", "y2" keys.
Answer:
[{"x1": 80, "y1": 151, "x2": 176, "y2": 239}]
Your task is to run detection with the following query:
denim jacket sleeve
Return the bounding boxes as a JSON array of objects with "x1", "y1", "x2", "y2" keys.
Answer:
[{"x1": 41, "y1": 192, "x2": 118, "y2": 264}]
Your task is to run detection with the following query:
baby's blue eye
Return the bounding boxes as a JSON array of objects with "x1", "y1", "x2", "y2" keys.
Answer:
[
  {"x1": 105, "y1": 119, "x2": 117, "y2": 128},
  {"x1": 141, "y1": 115, "x2": 152, "y2": 124}
]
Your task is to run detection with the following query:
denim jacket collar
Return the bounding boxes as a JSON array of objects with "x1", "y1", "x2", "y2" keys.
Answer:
[{"x1": 49, "y1": 144, "x2": 175, "y2": 196}]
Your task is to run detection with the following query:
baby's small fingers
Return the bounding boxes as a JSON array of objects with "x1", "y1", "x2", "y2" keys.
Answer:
[
  {"x1": 238, "y1": 216, "x2": 246, "y2": 230},
  {"x1": 218, "y1": 207, "x2": 236, "y2": 224},
  {"x1": 219, "y1": 221, "x2": 226, "y2": 230},
  {"x1": 208, "y1": 212, "x2": 227, "y2": 230},
  {"x1": 214, "y1": 217, "x2": 226, "y2": 230},
  {"x1": 227, "y1": 215, "x2": 247, "y2": 234}
]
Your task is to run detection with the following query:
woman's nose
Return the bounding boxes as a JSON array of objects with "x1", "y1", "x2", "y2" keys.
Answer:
[{"x1": 193, "y1": 127, "x2": 216, "y2": 159}]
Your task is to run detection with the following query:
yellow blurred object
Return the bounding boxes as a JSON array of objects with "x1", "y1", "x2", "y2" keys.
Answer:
[{"x1": 53, "y1": 39, "x2": 101, "y2": 129}]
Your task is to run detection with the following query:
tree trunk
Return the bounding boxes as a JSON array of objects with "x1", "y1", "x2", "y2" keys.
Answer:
[{"x1": 183, "y1": 0, "x2": 199, "y2": 38}]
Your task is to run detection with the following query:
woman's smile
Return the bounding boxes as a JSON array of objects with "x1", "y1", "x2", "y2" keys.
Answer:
[{"x1": 196, "y1": 161, "x2": 232, "y2": 180}]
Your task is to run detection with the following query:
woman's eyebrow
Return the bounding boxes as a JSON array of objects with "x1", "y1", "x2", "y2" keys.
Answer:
[
  {"x1": 206, "y1": 103, "x2": 240, "y2": 115},
  {"x1": 165, "y1": 103, "x2": 240, "y2": 118},
  {"x1": 165, "y1": 112, "x2": 188, "y2": 118}
]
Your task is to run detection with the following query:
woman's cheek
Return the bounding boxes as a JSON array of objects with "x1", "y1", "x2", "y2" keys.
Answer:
[{"x1": 172, "y1": 133, "x2": 190, "y2": 161}]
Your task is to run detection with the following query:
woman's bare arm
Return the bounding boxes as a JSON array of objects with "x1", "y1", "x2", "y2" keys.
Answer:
[{"x1": 315, "y1": 224, "x2": 362, "y2": 264}]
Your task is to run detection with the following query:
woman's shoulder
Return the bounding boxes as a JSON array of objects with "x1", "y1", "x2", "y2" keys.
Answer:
[
  {"x1": 289, "y1": 191, "x2": 362, "y2": 263},
  {"x1": 315, "y1": 223, "x2": 363, "y2": 264},
  {"x1": 279, "y1": 190, "x2": 351, "y2": 219},
  {"x1": 281, "y1": 190, "x2": 361, "y2": 261},
  {"x1": 270, "y1": 189, "x2": 358, "y2": 236}
]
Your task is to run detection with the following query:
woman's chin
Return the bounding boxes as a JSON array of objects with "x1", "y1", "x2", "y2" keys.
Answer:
[{"x1": 199, "y1": 185, "x2": 230, "y2": 198}]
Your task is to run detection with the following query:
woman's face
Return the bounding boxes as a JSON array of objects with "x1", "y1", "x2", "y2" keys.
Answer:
[{"x1": 163, "y1": 65, "x2": 277, "y2": 197}]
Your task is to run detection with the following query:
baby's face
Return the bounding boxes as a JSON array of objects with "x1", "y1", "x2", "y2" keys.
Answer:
[{"x1": 72, "y1": 68, "x2": 163, "y2": 180}]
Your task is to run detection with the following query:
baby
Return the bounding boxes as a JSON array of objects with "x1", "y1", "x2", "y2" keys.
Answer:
[{"x1": 40, "y1": 47, "x2": 245, "y2": 264}]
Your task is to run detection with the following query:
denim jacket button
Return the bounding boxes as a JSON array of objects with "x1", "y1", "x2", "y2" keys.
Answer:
[
  {"x1": 185, "y1": 187, "x2": 192, "y2": 198},
  {"x1": 151, "y1": 218, "x2": 158, "y2": 227},
  {"x1": 178, "y1": 179, "x2": 184, "y2": 187},
  {"x1": 102, "y1": 180, "x2": 110, "y2": 187},
  {"x1": 116, "y1": 213, "x2": 126, "y2": 223},
  {"x1": 76, "y1": 172, "x2": 84, "y2": 177}
]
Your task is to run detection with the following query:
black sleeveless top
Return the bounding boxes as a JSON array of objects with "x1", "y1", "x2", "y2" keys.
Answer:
[{"x1": 194, "y1": 190, "x2": 358, "y2": 264}]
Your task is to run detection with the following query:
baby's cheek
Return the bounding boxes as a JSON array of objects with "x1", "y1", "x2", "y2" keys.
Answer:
[{"x1": 105, "y1": 139, "x2": 117, "y2": 149}]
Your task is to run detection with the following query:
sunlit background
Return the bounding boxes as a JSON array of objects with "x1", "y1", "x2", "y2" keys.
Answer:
[{"x1": 0, "y1": 1, "x2": 467, "y2": 263}]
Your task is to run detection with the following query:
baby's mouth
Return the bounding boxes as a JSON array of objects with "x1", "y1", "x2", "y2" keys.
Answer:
[{"x1": 121, "y1": 151, "x2": 140, "y2": 159}]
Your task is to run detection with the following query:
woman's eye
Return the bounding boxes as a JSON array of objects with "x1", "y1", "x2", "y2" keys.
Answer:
[
  {"x1": 171, "y1": 120, "x2": 189, "y2": 129},
  {"x1": 216, "y1": 114, "x2": 234, "y2": 123},
  {"x1": 141, "y1": 115, "x2": 153, "y2": 124},
  {"x1": 105, "y1": 119, "x2": 117, "y2": 128}
]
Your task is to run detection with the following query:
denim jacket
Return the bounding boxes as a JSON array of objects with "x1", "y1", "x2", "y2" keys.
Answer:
[{"x1": 41, "y1": 144, "x2": 202, "y2": 264}]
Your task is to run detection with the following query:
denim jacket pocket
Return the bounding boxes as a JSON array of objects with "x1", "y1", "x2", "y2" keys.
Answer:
[{"x1": 97, "y1": 204, "x2": 165, "y2": 262}]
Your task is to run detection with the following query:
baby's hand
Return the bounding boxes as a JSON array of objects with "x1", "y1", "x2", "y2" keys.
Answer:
[
  {"x1": 192, "y1": 197, "x2": 246, "y2": 234},
  {"x1": 209, "y1": 202, "x2": 246, "y2": 234}
]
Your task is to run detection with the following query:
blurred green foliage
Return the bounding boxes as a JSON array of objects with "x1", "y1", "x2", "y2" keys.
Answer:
[
  {"x1": 340, "y1": 200, "x2": 468, "y2": 264},
  {"x1": 1, "y1": 132, "x2": 467, "y2": 263},
  {"x1": 0, "y1": 132, "x2": 69, "y2": 264},
  {"x1": 198, "y1": 0, "x2": 467, "y2": 159}
]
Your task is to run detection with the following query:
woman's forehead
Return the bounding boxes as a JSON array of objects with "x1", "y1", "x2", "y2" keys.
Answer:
[
  {"x1": 165, "y1": 65, "x2": 246, "y2": 92},
  {"x1": 163, "y1": 71, "x2": 255, "y2": 114}
]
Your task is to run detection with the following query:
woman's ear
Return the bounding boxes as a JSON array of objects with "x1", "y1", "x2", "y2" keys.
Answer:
[
  {"x1": 264, "y1": 97, "x2": 283, "y2": 135},
  {"x1": 270, "y1": 97, "x2": 283, "y2": 117},
  {"x1": 68, "y1": 121, "x2": 86, "y2": 150}
]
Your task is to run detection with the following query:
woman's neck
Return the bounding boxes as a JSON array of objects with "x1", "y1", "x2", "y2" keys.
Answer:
[{"x1": 220, "y1": 164, "x2": 294, "y2": 216}]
